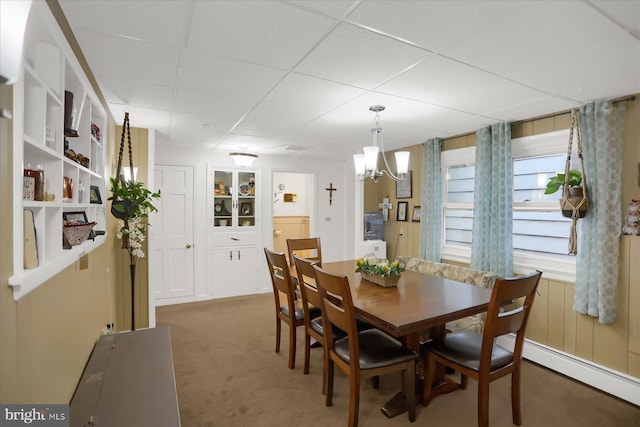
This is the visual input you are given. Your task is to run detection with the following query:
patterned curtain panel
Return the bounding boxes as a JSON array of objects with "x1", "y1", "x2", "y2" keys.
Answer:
[
  {"x1": 574, "y1": 100, "x2": 626, "y2": 324},
  {"x1": 419, "y1": 138, "x2": 442, "y2": 261},
  {"x1": 470, "y1": 123, "x2": 513, "y2": 277}
]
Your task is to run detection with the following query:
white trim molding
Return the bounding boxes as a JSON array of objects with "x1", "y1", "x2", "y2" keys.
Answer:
[{"x1": 498, "y1": 335, "x2": 640, "y2": 406}]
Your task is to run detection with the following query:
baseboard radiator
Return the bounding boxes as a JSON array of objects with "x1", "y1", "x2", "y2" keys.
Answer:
[{"x1": 497, "y1": 335, "x2": 640, "y2": 406}]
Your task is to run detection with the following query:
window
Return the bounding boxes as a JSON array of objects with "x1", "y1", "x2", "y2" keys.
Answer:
[{"x1": 441, "y1": 129, "x2": 576, "y2": 281}]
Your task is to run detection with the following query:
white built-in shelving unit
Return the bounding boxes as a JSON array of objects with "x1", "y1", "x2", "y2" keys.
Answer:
[{"x1": 9, "y1": 2, "x2": 107, "y2": 300}]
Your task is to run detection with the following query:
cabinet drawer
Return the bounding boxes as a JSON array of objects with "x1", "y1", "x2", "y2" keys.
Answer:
[{"x1": 211, "y1": 231, "x2": 258, "y2": 248}]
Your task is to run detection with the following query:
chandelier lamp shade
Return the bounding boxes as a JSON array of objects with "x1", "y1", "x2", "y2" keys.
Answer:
[
  {"x1": 353, "y1": 105, "x2": 410, "y2": 182},
  {"x1": 229, "y1": 152, "x2": 258, "y2": 167}
]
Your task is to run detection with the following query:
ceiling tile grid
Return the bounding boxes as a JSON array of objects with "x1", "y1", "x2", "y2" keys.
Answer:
[{"x1": 58, "y1": 0, "x2": 640, "y2": 159}]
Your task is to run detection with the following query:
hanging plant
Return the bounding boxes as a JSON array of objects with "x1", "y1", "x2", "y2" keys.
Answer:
[
  {"x1": 108, "y1": 178, "x2": 160, "y2": 259},
  {"x1": 546, "y1": 109, "x2": 589, "y2": 255},
  {"x1": 109, "y1": 112, "x2": 161, "y2": 331}
]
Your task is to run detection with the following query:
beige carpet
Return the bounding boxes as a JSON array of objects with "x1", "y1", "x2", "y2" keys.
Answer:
[{"x1": 156, "y1": 293, "x2": 640, "y2": 427}]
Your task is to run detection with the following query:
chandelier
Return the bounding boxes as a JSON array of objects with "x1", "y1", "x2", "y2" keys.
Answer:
[{"x1": 353, "y1": 105, "x2": 409, "y2": 182}]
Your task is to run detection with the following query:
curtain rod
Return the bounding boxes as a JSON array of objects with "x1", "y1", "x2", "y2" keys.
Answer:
[{"x1": 445, "y1": 95, "x2": 636, "y2": 140}]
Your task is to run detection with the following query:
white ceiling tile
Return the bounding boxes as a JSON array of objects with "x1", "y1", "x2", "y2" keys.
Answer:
[
  {"x1": 590, "y1": 0, "x2": 640, "y2": 39},
  {"x1": 72, "y1": 29, "x2": 180, "y2": 86},
  {"x1": 109, "y1": 104, "x2": 171, "y2": 135},
  {"x1": 285, "y1": 0, "x2": 359, "y2": 19},
  {"x1": 60, "y1": 0, "x2": 193, "y2": 47},
  {"x1": 264, "y1": 73, "x2": 365, "y2": 110},
  {"x1": 186, "y1": 1, "x2": 336, "y2": 69},
  {"x1": 376, "y1": 56, "x2": 549, "y2": 114},
  {"x1": 294, "y1": 23, "x2": 431, "y2": 89},
  {"x1": 347, "y1": 0, "x2": 523, "y2": 53},
  {"x1": 177, "y1": 51, "x2": 287, "y2": 100},
  {"x1": 97, "y1": 77, "x2": 173, "y2": 111},
  {"x1": 443, "y1": 1, "x2": 631, "y2": 86},
  {"x1": 172, "y1": 89, "x2": 255, "y2": 132}
]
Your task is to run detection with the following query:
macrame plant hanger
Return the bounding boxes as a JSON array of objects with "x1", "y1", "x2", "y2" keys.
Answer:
[
  {"x1": 561, "y1": 109, "x2": 589, "y2": 255},
  {"x1": 111, "y1": 112, "x2": 137, "y2": 330},
  {"x1": 111, "y1": 112, "x2": 135, "y2": 222}
]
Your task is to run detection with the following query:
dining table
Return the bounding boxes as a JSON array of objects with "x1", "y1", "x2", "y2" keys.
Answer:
[{"x1": 321, "y1": 260, "x2": 493, "y2": 416}]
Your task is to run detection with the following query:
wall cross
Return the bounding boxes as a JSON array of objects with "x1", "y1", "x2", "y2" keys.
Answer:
[{"x1": 325, "y1": 183, "x2": 337, "y2": 205}]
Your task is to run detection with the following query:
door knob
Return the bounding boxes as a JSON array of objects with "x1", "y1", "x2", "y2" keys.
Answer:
[{"x1": 185, "y1": 243, "x2": 192, "y2": 249}]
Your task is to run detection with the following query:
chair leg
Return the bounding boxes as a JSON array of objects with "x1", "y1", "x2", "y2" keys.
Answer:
[
  {"x1": 275, "y1": 317, "x2": 281, "y2": 353},
  {"x1": 288, "y1": 323, "x2": 296, "y2": 369},
  {"x1": 477, "y1": 376, "x2": 490, "y2": 427},
  {"x1": 511, "y1": 366, "x2": 522, "y2": 425},
  {"x1": 321, "y1": 346, "x2": 328, "y2": 395},
  {"x1": 348, "y1": 372, "x2": 361, "y2": 427},
  {"x1": 326, "y1": 359, "x2": 334, "y2": 406},
  {"x1": 303, "y1": 332, "x2": 311, "y2": 374},
  {"x1": 404, "y1": 365, "x2": 416, "y2": 422},
  {"x1": 461, "y1": 373, "x2": 469, "y2": 390},
  {"x1": 372, "y1": 375, "x2": 380, "y2": 389}
]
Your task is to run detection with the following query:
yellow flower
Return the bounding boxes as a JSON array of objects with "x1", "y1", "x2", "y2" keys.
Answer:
[
  {"x1": 356, "y1": 258, "x2": 365, "y2": 266},
  {"x1": 392, "y1": 261, "x2": 399, "y2": 269}
]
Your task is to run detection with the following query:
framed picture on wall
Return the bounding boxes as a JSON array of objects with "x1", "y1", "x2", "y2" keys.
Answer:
[
  {"x1": 412, "y1": 206, "x2": 421, "y2": 222},
  {"x1": 397, "y1": 201, "x2": 408, "y2": 221},
  {"x1": 396, "y1": 171, "x2": 412, "y2": 198}
]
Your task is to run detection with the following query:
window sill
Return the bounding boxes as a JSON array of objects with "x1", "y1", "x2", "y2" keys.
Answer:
[{"x1": 441, "y1": 245, "x2": 576, "y2": 283}]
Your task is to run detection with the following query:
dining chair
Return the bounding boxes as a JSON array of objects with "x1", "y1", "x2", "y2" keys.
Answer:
[
  {"x1": 312, "y1": 265, "x2": 417, "y2": 427},
  {"x1": 423, "y1": 270, "x2": 543, "y2": 427},
  {"x1": 264, "y1": 248, "x2": 320, "y2": 369},
  {"x1": 286, "y1": 237, "x2": 322, "y2": 267},
  {"x1": 293, "y1": 254, "x2": 344, "y2": 394}
]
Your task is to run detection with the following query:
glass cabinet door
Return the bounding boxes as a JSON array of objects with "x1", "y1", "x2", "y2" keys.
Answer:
[
  {"x1": 237, "y1": 171, "x2": 256, "y2": 228},
  {"x1": 212, "y1": 169, "x2": 256, "y2": 229},
  {"x1": 213, "y1": 170, "x2": 233, "y2": 228}
]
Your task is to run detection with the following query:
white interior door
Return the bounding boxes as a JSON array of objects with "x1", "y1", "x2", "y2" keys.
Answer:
[{"x1": 149, "y1": 165, "x2": 195, "y2": 304}]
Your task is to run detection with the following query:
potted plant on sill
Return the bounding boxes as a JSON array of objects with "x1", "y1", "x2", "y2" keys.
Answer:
[{"x1": 544, "y1": 169, "x2": 589, "y2": 219}]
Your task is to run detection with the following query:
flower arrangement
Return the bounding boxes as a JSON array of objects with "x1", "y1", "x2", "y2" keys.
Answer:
[{"x1": 355, "y1": 257, "x2": 404, "y2": 277}]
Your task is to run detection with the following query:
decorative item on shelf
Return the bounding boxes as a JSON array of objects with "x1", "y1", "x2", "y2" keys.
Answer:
[
  {"x1": 622, "y1": 199, "x2": 640, "y2": 236},
  {"x1": 64, "y1": 90, "x2": 79, "y2": 137},
  {"x1": 63, "y1": 176, "x2": 73, "y2": 202},
  {"x1": 89, "y1": 185, "x2": 102, "y2": 204},
  {"x1": 355, "y1": 257, "x2": 404, "y2": 288},
  {"x1": 63, "y1": 222, "x2": 97, "y2": 247},
  {"x1": 91, "y1": 122, "x2": 101, "y2": 142},
  {"x1": 353, "y1": 105, "x2": 410, "y2": 183},
  {"x1": 62, "y1": 211, "x2": 95, "y2": 247},
  {"x1": 23, "y1": 164, "x2": 44, "y2": 201},
  {"x1": 214, "y1": 200, "x2": 231, "y2": 216},
  {"x1": 544, "y1": 109, "x2": 589, "y2": 255},
  {"x1": 249, "y1": 176, "x2": 255, "y2": 195},
  {"x1": 238, "y1": 182, "x2": 251, "y2": 196},
  {"x1": 108, "y1": 112, "x2": 161, "y2": 331}
]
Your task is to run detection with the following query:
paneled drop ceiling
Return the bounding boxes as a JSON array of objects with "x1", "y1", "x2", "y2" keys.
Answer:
[{"x1": 58, "y1": 0, "x2": 640, "y2": 160}]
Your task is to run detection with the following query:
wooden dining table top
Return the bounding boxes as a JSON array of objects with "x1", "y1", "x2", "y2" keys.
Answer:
[{"x1": 321, "y1": 260, "x2": 492, "y2": 338}]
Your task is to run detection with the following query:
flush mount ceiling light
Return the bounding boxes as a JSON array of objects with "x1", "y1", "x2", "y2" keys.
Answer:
[
  {"x1": 353, "y1": 105, "x2": 410, "y2": 182},
  {"x1": 229, "y1": 152, "x2": 258, "y2": 167}
]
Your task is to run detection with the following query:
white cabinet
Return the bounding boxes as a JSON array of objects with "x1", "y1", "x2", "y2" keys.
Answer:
[
  {"x1": 207, "y1": 164, "x2": 261, "y2": 298},
  {"x1": 9, "y1": 3, "x2": 107, "y2": 300},
  {"x1": 209, "y1": 247, "x2": 260, "y2": 298}
]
